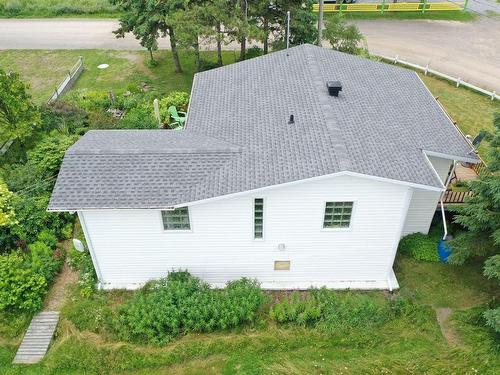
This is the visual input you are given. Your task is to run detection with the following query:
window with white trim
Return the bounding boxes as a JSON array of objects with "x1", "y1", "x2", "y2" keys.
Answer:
[
  {"x1": 161, "y1": 207, "x2": 190, "y2": 230},
  {"x1": 254, "y1": 198, "x2": 264, "y2": 239},
  {"x1": 323, "y1": 202, "x2": 353, "y2": 229}
]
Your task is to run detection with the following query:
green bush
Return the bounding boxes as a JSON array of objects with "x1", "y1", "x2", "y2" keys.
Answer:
[
  {"x1": 29, "y1": 240, "x2": 64, "y2": 285},
  {"x1": 118, "y1": 105, "x2": 158, "y2": 129},
  {"x1": 0, "y1": 252, "x2": 48, "y2": 312},
  {"x1": 398, "y1": 233, "x2": 440, "y2": 262},
  {"x1": 11, "y1": 194, "x2": 74, "y2": 243},
  {"x1": 68, "y1": 244, "x2": 97, "y2": 298},
  {"x1": 115, "y1": 272, "x2": 265, "y2": 344},
  {"x1": 271, "y1": 289, "x2": 393, "y2": 330},
  {"x1": 158, "y1": 91, "x2": 190, "y2": 124},
  {"x1": 37, "y1": 229, "x2": 58, "y2": 248}
]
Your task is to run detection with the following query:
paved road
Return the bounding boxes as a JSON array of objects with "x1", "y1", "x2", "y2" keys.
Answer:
[
  {"x1": 0, "y1": 18, "x2": 499, "y2": 91},
  {"x1": 356, "y1": 18, "x2": 500, "y2": 91}
]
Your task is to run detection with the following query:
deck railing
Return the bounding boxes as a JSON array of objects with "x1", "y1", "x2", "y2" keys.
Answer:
[
  {"x1": 312, "y1": 2, "x2": 466, "y2": 13},
  {"x1": 442, "y1": 190, "x2": 473, "y2": 204}
]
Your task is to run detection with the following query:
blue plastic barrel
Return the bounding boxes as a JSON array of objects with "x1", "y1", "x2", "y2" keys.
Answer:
[{"x1": 438, "y1": 240, "x2": 452, "y2": 263}]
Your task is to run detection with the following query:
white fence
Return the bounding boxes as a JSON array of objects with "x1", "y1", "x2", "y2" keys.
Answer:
[
  {"x1": 47, "y1": 57, "x2": 84, "y2": 104},
  {"x1": 374, "y1": 54, "x2": 499, "y2": 101}
]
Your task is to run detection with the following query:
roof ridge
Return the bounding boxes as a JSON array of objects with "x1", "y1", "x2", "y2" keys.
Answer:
[{"x1": 303, "y1": 46, "x2": 352, "y2": 171}]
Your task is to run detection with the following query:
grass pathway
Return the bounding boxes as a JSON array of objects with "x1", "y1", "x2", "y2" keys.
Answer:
[{"x1": 435, "y1": 307, "x2": 463, "y2": 346}]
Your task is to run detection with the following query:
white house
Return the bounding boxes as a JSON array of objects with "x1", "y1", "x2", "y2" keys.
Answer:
[{"x1": 49, "y1": 44, "x2": 479, "y2": 290}]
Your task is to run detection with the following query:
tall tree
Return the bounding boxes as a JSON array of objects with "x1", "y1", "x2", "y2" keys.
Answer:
[
  {"x1": 171, "y1": 1, "x2": 214, "y2": 72},
  {"x1": 0, "y1": 69, "x2": 40, "y2": 144},
  {"x1": 323, "y1": 14, "x2": 363, "y2": 55},
  {"x1": 269, "y1": 0, "x2": 318, "y2": 51},
  {"x1": 450, "y1": 113, "x2": 500, "y2": 264},
  {"x1": 450, "y1": 113, "x2": 500, "y2": 332},
  {"x1": 111, "y1": 0, "x2": 184, "y2": 73}
]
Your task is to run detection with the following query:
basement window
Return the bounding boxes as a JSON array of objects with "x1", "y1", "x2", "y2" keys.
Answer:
[
  {"x1": 162, "y1": 207, "x2": 191, "y2": 230},
  {"x1": 254, "y1": 198, "x2": 264, "y2": 239},
  {"x1": 323, "y1": 202, "x2": 353, "y2": 229}
]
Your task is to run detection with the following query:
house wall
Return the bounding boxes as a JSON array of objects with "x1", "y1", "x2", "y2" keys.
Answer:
[
  {"x1": 79, "y1": 174, "x2": 412, "y2": 290},
  {"x1": 402, "y1": 156, "x2": 451, "y2": 236}
]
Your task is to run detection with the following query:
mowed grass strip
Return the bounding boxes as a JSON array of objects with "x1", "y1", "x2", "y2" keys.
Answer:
[{"x1": 0, "y1": 0, "x2": 118, "y2": 18}]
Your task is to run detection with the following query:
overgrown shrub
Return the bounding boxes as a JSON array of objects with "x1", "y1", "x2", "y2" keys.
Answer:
[
  {"x1": 115, "y1": 272, "x2": 265, "y2": 344},
  {"x1": 0, "y1": 252, "x2": 48, "y2": 312},
  {"x1": 158, "y1": 91, "x2": 190, "y2": 124},
  {"x1": 118, "y1": 105, "x2": 158, "y2": 129},
  {"x1": 271, "y1": 289, "x2": 393, "y2": 330},
  {"x1": 10, "y1": 194, "x2": 74, "y2": 243},
  {"x1": 29, "y1": 240, "x2": 64, "y2": 285},
  {"x1": 68, "y1": 244, "x2": 97, "y2": 298},
  {"x1": 398, "y1": 233, "x2": 440, "y2": 262}
]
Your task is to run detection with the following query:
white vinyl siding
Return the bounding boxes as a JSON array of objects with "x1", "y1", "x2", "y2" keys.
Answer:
[
  {"x1": 402, "y1": 156, "x2": 450, "y2": 236},
  {"x1": 80, "y1": 174, "x2": 411, "y2": 290}
]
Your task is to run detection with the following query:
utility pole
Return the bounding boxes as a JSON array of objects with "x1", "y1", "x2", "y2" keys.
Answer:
[
  {"x1": 286, "y1": 11, "x2": 291, "y2": 49},
  {"x1": 318, "y1": 0, "x2": 324, "y2": 46}
]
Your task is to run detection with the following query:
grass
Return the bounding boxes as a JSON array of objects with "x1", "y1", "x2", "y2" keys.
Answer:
[
  {"x1": 0, "y1": 50, "x2": 238, "y2": 104},
  {"x1": 329, "y1": 10, "x2": 477, "y2": 22},
  {"x1": 0, "y1": 0, "x2": 119, "y2": 18},
  {"x1": 0, "y1": 254, "x2": 498, "y2": 374}
]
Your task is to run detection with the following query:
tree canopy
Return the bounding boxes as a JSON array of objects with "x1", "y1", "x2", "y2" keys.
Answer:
[
  {"x1": 450, "y1": 112, "x2": 500, "y2": 333},
  {"x1": 323, "y1": 14, "x2": 364, "y2": 55},
  {"x1": 0, "y1": 69, "x2": 40, "y2": 143}
]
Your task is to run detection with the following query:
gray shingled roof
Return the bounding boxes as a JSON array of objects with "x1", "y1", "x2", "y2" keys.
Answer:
[{"x1": 49, "y1": 44, "x2": 477, "y2": 210}]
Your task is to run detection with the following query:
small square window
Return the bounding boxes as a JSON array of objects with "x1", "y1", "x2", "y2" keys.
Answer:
[
  {"x1": 162, "y1": 207, "x2": 190, "y2": 230},
  {"x1": 323, "y1": 202, "x2": 353, "y2": 228}
]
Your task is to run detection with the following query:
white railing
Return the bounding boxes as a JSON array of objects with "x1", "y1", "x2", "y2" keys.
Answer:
[{"x1": 374, "y1": 54, "x2": 498, "y2": 101}]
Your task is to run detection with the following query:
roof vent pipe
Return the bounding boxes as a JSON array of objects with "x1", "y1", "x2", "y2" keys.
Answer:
[
  {"x1": 327, "y1": 81, "x2": 342, "y2": 97},
  {"x1": 288, "y1": 115, "x2": 294, "y2": 124}
]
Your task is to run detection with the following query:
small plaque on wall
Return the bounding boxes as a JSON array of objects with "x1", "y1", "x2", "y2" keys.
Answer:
[{"x1": 274, "y1": 260, "x2": 290, "y2": 271}]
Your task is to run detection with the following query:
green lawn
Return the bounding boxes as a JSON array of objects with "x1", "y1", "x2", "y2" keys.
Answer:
[
  {"x1": 0, "y1": 0, "x2": 118, "y2": 18},
  {"x1": 0, "y1": 50, "x2": 238, "y2": 104},
  {"x1": 0, "y1": 254, "x2": 498, "y2": 374}
]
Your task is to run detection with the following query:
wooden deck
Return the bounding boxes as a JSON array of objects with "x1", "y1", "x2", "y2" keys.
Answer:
[{"x1": 13, "y1": 311, "x2": 59, "y2": 364}]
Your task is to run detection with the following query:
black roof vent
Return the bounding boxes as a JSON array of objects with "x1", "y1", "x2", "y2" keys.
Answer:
[
  {"x1": 288, "y1": 114, "x2": 294, "y2": 124},
  {"x1": 326, "y1": 81, "x2": 342, "y2": 97}
]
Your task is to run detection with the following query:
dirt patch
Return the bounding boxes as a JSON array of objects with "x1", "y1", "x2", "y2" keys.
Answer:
[
  {"x1": 435, "y1": 307, "x2": 463, "y2": 346},
  {"x1": 44, "y1": 262, "x2": 79, "y2": 311},
  {"x1": 113, "y1": 51, "x2": 153, "y2": 78}
]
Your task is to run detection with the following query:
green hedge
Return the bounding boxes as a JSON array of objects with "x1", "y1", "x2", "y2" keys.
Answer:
[
  {"x1": 398, "y1": 233, "x2": 440, "y2": 262},
  {"x1": 115, "y1": 272, "x2": 266, "y2": 345}
]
